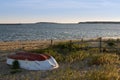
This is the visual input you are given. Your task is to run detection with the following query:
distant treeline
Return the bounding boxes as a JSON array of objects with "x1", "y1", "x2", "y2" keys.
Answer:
[
  {"x1": 79, "y1": 21, "x2": 120, "y2": 24},
  {"x1": 0, "y1": 24, "x2": 22, "y2": 25}
]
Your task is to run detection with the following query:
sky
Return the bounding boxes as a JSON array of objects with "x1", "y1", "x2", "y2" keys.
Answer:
[{"x1": 0, "y1": 0, "x2": 120, "y2": 23}]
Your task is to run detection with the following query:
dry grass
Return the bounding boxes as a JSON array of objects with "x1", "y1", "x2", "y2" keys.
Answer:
[{"x1": 0, "y1": 40, "x2": 120, "y2": 80}]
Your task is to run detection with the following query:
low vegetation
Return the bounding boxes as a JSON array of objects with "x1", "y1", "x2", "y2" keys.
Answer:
[
  {"x1": 83, "y1": 65, "x2": 119, "y2": 80},
  {"x1": 88, "y1": 53, "x2": 119, "y2": 66},
  {"x1": 0, "y1": 41, "x2": 120, "y2": 80}
]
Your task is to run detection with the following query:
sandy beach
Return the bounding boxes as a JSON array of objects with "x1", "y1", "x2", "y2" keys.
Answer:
[{"x1": 0, "y1": 40, "x2": 72, "y2": 51}]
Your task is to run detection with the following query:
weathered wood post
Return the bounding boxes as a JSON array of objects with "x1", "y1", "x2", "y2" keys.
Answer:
[
  {"x1": 81, "y1": 38, "x2": 84, "y2": 49},
  {"x1": 99, "y1": 37, "x2": 102, "y2": 53},
  {"x1": 69, "y1": 40, "x2": 72, "y2": 51},
  {"x1": 81, "y1": 38, "x2": 84, "y2": 42},
  {"x1": 51, "y1": 39, "x2": 53, "y2": 46}
]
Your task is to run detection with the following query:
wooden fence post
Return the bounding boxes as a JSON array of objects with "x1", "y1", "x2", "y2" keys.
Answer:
[
  {"x1": 81, "y1": 38, "x2": 84, "y2": 42},
  {"x1": 51, "y1": 39, "x2": 53, "y2": 46},
  {"x1": 69, "y1": 40, "x2": 72, "y2": 51},
  {"x1": 99, "y1": 37, "x2": 102, "y2": 53}
]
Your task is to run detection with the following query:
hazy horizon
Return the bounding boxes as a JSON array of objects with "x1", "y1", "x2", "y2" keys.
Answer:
[
  {"x1": 4, "y1": 20, "x2": 120, "y2": 24},
  {"x1": 2, "y1": 21, "x2": 120, "y2": 24},
  {"x1": 1, "y1": 0, "x2": 120, "y2": 23}
]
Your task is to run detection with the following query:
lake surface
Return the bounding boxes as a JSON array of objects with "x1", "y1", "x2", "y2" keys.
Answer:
[{"x1": 0, "y1": 23, "x2": 120, "y2": 41}]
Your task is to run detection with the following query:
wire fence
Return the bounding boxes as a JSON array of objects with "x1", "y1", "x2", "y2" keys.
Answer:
[
  {"x1": 70, "y1": 37, "x2": 120, "y2": 54},
  {"x1": 0, "y1": 37, "x2": 120, "y2": 54}
]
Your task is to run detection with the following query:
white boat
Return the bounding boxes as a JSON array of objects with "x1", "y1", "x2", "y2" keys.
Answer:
[{"x1": 7, "y1": 52, "x2": 59, "y2": 70}]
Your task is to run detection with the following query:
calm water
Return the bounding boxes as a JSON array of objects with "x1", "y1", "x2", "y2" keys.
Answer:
[{"x1": 0, "y1": 23, "x2": 120, "y2": 41}]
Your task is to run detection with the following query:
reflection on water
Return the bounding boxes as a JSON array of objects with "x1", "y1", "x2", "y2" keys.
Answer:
[{"x1": 0, "y1": 23, "x2": 120, "y2": 41}]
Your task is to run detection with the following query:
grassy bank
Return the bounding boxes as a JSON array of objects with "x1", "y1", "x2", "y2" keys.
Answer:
[{"x1": 0, "y1": 40, "x2": 120, "y2": 80}]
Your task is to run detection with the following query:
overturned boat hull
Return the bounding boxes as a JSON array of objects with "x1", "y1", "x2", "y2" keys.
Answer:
[{"x1": 7, "y1": 52, "x2": 59, "y2": 70}]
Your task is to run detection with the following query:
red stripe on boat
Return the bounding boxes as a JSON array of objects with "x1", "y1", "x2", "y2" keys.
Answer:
[{"x1": 7, "y1": 52, "x2": 51, "y2": 61}]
